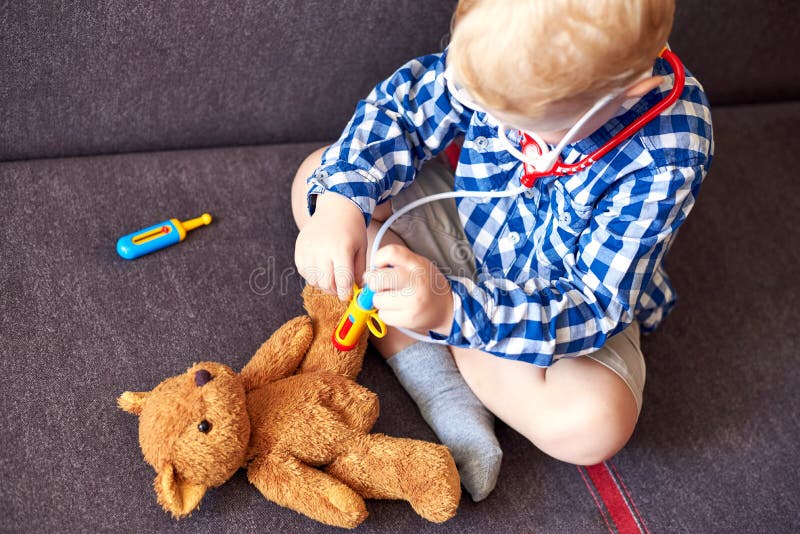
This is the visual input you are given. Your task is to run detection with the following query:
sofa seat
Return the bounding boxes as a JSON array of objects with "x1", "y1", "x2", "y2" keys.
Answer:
[{"x1": 2, "y1": 102, "x2": 798, "y2": 532}]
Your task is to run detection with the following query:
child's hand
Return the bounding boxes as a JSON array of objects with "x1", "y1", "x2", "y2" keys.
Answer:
[
  {"x1": 364, "y1": 244, "x2": 454, "y2": 336},
  {"x1": 295, "y1": 192, "x2": 367, "y2": 301}
]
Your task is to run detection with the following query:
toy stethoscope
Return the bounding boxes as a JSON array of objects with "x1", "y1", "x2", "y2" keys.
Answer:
[{"x1": 333, "y1": 48, "x2": 685, "y2": 350}]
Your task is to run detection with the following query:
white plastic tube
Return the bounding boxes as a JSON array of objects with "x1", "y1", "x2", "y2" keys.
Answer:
[{"x1": 369, "y1": 183, "x2": 528, "y2": 344}]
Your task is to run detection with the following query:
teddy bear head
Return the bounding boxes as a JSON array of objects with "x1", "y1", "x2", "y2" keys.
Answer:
[{"x1": 118, "y1": 361, "x2": 251, "y2": 517}]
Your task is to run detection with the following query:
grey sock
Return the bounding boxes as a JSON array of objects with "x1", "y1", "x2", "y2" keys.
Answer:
[{"x1": 386, "y1": 341, "x2": 502, "y2": 501}]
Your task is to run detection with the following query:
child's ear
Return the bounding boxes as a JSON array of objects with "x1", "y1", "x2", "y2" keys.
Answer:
[
  {"x1": 117, "y1": 391, "x2": 150, "y2": 415},
  {"x1": 154, "y1": 463, "x2": 207, "y2": 518},
  {"x1": 624, "y1": 75, "x2": 665, "y2": 99}
]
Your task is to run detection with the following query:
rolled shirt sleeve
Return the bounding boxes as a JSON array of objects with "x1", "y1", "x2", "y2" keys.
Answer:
[{"x1": 306, "y1": 52, "x2": 471, "y2": 226}]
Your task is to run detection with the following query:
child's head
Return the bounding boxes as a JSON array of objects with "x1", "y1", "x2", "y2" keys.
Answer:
[{"x1": 448, "y1": 0, "x2": 675, "y2": 138}]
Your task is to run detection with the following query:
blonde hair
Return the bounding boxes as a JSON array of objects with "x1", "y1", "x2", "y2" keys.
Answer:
[{"x1": 448, "y1": 0, "x2": 675, "y2": 121}]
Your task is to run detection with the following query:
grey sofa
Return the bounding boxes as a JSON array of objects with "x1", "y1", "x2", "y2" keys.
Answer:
[{"x1": 2, "y1": 1, "x2": 798, "y2": 532}]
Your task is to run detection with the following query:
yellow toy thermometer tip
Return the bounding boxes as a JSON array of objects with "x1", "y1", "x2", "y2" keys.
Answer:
[{"x1": 181, "y1": 213, "x2": 212, "y2": 232}]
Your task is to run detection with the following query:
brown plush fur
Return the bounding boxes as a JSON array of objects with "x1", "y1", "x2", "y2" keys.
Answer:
[{"x1": 118, "y1": 286, "x2": 461, "y2": 528}]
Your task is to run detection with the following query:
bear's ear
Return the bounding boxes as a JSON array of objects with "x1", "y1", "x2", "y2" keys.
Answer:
[
  {"x1": 154, "y1": 463, "x2": 207, "y2": 518},
  {"x1": 117, "y1": 391, "x2": 150, "y2": 415}
]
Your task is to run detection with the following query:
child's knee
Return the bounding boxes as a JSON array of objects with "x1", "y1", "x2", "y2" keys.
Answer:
[
  {"x1": 564, "y1": 403, "x2": 636, "y2": 465},
  {"x1": 530, "y1": 390, "x2": 638, "y2": 465}
]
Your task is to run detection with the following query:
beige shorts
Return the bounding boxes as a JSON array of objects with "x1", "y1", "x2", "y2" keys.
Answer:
[{"x1": 388, "y1": 159, "x2": 646, "y2": 414}]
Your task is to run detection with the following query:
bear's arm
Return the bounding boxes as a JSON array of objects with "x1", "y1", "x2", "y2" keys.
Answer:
[{"x1": 240, "y1": 316, "x2": 313, "y2": 391}]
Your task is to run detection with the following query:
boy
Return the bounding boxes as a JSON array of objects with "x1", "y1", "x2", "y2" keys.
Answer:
[{"x1": 290, "y1": 0, "x2": 712, "y2": 501}]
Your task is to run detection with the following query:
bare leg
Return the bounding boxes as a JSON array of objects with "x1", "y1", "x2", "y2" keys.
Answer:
[{"x1": 450, "y1": 346, "x2": 640, "y2": 465}]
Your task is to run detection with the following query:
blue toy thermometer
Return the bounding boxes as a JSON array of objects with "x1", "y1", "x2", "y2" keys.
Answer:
[{"x1": 117, "y1": 213, "x2": 212, "y2": 260}]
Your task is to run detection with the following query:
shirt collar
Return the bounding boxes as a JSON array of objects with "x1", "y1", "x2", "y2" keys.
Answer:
[{"x1": 559, "y1": 57, "x2": 672, "y2": 158}]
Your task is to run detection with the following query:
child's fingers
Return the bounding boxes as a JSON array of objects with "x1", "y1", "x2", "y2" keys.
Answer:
[
  {"x1": 372, "y1": 290, "x2": 408, "y2": 312},
  {"x1": 363, "y1": 267, "x2": 407, "y2": 293},
  {"x1": 353, "y1": 246, "x2": 367, "y2": 287},
  {"x1": 301, "y1": 259, "x2": 336, "y2": 295},
  {"x1": 320, "y1": 260, "x2": 337, "y2": 296},
  {"x1": 371, "y1": 243, "x2": 417, "y2": 269},
  {"x1": 375, "y1": 309, "x2": 406, "y2": 327},
  {"x1": 332, "y1": 253, "x2": 355, "y2": 301},
  {"x1": 375, "y1": 308, "x2": 428, "y2": 331}
]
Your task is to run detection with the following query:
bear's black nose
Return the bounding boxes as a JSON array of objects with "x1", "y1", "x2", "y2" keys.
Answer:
[{"x1": 195, "y1": 369, "x2": 212, "y2": 387}]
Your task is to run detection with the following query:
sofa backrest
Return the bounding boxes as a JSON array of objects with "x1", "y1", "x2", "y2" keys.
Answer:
[
  {"x1": 1, "y1": 1, "x2": 797, "y2": 162},
  {"x1": 672, "y1": 0, "x2": 799, "y2": 105}
]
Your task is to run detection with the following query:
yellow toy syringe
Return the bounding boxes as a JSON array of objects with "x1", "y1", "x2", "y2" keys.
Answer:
[{"x1": 332, "y1": 286, "x2": 387, "y2": 351}]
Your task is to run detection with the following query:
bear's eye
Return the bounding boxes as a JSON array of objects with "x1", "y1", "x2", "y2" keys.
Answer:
[{"x1": 198, "y1": 420, "x2": 212, "y2": 433}]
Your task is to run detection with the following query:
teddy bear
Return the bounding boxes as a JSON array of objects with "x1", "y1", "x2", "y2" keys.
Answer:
[{"x1": 118, "y1": 286, "x2": 461, "y2": 528}]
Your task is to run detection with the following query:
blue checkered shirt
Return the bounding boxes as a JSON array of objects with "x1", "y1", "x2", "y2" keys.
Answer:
[{"x1": 307, "y1": 51, "x2": 713, "y2": 366}]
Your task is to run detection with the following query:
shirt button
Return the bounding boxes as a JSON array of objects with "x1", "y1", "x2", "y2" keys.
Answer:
[
  {"x1": 560, "y1": 212, "x2": 572, "y2": 225},
  {"x1": 316, "y1": 170, "x2": 329, "y2": 180},
  {"x1": 524, "y1": 189, "x2": 536, "y2": 199},
  {"x1": 474, "y1": 136, "x2": 488, "y2": 150},
  {"x1": 507, "y1": 231, "x2": 520, "y2": 244}
]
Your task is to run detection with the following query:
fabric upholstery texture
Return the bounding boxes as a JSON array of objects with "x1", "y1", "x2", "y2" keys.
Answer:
[
  {"x1": 3, "y1": 103, "x2": 799, "y2": 532},
  {"x1": 2, "y1": 0, "x2": 799, "y2": 532},
  {"x1": 2, "y1": 1, "x2": 798, "y2": 162},
  {"x1": 0, "y1": 1, "x2": 456, "y2": 162}
]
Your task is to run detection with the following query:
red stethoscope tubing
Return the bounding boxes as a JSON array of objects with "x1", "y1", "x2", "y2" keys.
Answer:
[{"x1": 519, "y1": 49, "x2": 686, "y2": 188}]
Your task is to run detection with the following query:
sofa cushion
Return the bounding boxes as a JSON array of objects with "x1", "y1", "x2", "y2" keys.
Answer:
[{"x1": 2, "y1": 101, "x2": 799, "y2": 532}]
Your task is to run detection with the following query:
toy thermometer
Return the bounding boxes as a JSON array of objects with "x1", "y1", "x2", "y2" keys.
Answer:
[
  {"x1": 117, "y1": 213, "x2": 212, "y2": 260},
  {"x1": 332, "y1": 286, "x2": 387, "y2": 351}
]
